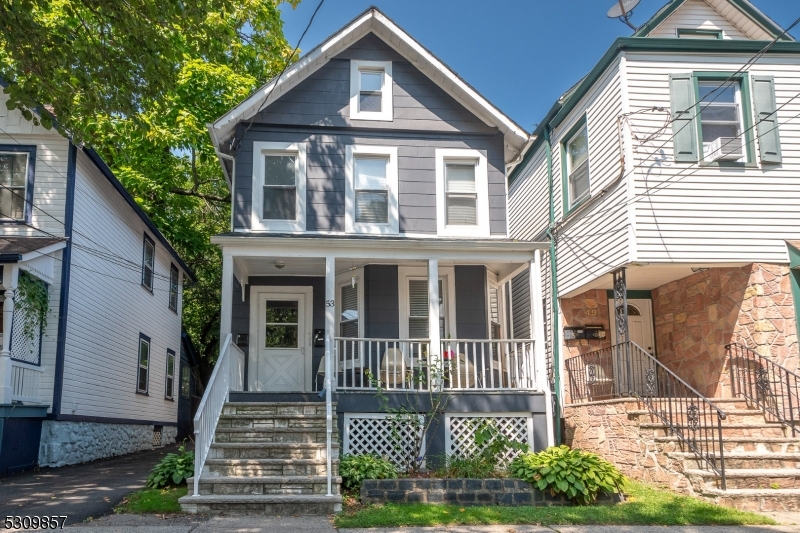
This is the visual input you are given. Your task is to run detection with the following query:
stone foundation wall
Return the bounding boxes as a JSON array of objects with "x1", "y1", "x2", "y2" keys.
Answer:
[
  {"x1": 38, "y1": 421, "x2": 177, "y2": 467},
  {"x1": 653, "y1": 264, "x2": 799, "y2": 398},
  {"x1": 563, "y1": 399, "x2": 692, "y2": 494},
  {"x1": 360, "y1": 478, "x2": 620, "y2": 506}
]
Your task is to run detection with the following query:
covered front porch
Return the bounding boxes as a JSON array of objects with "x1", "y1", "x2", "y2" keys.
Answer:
[{"x1": 213, "y1": 235, "x2": 551, "y2": 397}]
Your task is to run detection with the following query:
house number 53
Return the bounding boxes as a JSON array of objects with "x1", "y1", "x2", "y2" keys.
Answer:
[{"x1": 325, "y1": 300, "x2": 335, "y2": 307}]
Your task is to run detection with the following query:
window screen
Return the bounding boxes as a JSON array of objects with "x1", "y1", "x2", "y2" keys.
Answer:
[
  {"x1": 142, "y1": 237, "x2": 155, "y2": 291},
  {"x1": 263, "y1": 154, "x2": 297, "y2": 220},
  {"x1": 408, "y1": 279, "x2": 444, "y2": 338},
  {"x1": 169, "y1": 265, "x2": 179, "y2": 311},
  {"x1": 698, "y1": 82, "x2": 742, "y2": 146},
  {"x1": 165, "y1": 350, "x2": 175, "y2": 399},
  {"x1": 567, "y1": 125, "x2": 590, "y2": 205},
  {"x1": 359, "y1": 70, "x2": 383, "y2": 112},
  {"x1": 0, "y1": 153, "x2": 28, "y2": 220},
  {"x1": 137, "y1": 336, "x2": 150, "y2": 393},
  {"x1": 354, "y1": 157, "x2": 389, "y2": 224},
  {"x1": 445, "y1": 163, "x2": 477, "y2": 226}
]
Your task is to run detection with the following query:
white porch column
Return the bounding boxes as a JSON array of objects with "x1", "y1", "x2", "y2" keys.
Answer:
[
  {"x1": 220, "y1": 253, "x2": 234, "y2": 341},
  {"x1": 324, "y1": 255, "x2": 335, "y2": 497},
  {"x1": 428, "y1": 259, "x2": 441, "y2": 389},
  {"x1": 530, "y1": 250, "x2": 554, "y2": 446},
  {"x1": 0, "y1": 264, "x2": 19, "y2": 404}
]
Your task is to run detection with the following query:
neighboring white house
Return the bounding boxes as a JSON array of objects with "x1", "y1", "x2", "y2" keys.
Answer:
[
  {"x1": 507, "y1": 0, "x2": 800, "y2": 509},
  {"x1": 0, "y1": 93, "x2": 194, "y2": 473}
]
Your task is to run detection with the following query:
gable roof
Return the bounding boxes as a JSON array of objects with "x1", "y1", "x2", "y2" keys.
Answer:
[
  {"x1": 633, "y1": 0, "x2": 793, "y2": 41},
  {"x1": 208, "y1": 7, "x2": 529, "y2": 163}
]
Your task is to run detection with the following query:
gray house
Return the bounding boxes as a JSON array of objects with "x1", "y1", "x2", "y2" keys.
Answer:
[{"x1": 182, "y1": 8, "x2": 551, "y2": 514}]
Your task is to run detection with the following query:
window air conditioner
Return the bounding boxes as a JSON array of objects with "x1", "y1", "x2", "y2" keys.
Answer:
[{"x1": 705, "y1": 136, "x2": 743, "y2": 162}]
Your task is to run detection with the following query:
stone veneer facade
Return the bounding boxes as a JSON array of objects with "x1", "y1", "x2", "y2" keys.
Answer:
[
  {"x1": 38, "y1": 421, "x2": 177, "y2": 467},
  {"x1": 559, "y1": 263, "x2": 799, "y2": 399},
  {"x1": 653, "y1": 264, "x2": 799, "y2": 398}
]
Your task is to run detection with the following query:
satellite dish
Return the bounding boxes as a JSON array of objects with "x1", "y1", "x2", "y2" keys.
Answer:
[{"x1": 607, "y1": 0, "x2": 640, "y2": 30}]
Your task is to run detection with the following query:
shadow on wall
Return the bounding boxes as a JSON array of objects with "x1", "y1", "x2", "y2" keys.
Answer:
[{"x1": 653, "y1": 264, "x2": 799, "y2": 398}]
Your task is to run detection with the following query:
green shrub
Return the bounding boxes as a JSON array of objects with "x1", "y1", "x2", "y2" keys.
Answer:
[
  {"x1": 340, "y1": 454, "x2": 397, "y2": 492},
  {"x1": 508, "y1": 445, "x2": 625, "y2": 505},
  {"x1": 435, "y1": 454, "x2": 499, "y2": 479},
  {"x1": 146, "y1": 444, "x2": 195, "y2": 489}
]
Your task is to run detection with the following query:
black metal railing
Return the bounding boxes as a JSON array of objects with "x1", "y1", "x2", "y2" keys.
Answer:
[
  {"x1": 565, "y1": 341, "x2": 727, "y2": 489},
  {"x1": 727, "y1": 343, "x2": 799, "y2": 437}
]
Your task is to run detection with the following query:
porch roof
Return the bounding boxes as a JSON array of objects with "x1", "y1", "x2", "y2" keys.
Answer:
[{"x1": 0, "y1": 237, "x2": 66, "y2": 263}]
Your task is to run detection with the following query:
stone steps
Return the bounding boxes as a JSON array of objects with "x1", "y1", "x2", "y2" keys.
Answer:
[
  {"x1": 640, "y1": 422, "x2": 789, "y2": 438},
  {"x1": 685, "y1": 468, "x2": 800, "y2": 490},
  {"x1": 629, "y1": 409, "x2": 768, "y2": 425},
  {"x1": 669, "y1": 451, "x2": 800, "y2": 470},
  {"x1": 190, "y1": 475, "x2": 342, "y2": 496},
  {"x1": 655, "y1": 436, "x2": 800, "y2": 453},
  {"x1": 208, "y1": 442, "x2": 338, "y2": 460},
  {"x1": 204, "y1": 458, "x2": 337, "y2": 477},
  {"x1": 181, "y1": 401, "x2": 340, "y2": 515},
  {"x1": 702, "y1": 487, "x2": 800, "y2": 512},
  {"x1": 179, "y1": 494, "x2": 343, "y2": 515},
  {"x1": 214, "y1": 427, "x2": 335, "y2": 444}
]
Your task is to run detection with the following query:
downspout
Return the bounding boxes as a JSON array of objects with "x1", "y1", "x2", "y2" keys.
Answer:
[{"x1": 544, "y1": 125, "x2": 562, "y2": 446}]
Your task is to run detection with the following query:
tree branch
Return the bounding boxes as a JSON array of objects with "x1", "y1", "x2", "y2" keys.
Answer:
[{"x1": 169, "y1": 187, "x2": 230, "y2": 203}]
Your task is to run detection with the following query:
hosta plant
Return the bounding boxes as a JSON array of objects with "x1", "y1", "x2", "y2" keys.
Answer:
[
  {"x1": 509, "y1": 445, "x2": 625, "y2": 505},
  {"x1": 146, "y1": 444, "x2": 195, "y2": 489},
  {"x1": 340, "y1": 454, "x2": 397, "y2": 493}
]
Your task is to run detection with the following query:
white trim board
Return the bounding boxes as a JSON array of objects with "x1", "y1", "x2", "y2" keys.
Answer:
[
  {"x1": 250, "y1": 141, "x2": 307, "y2": 232},
  {"x1": 345, "y1": 145, "x2": 399, "y2": 235},
  {"x1": 435, "y1": 148, "x2": 490, "y2": 238}
]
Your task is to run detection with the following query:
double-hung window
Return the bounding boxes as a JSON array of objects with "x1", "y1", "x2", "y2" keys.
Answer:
[
  {"x1": 251, "y1": 142, "x2": 307, "y2": 232},
  {"x1": 141, "y1": 235, "x2": 155, "y2": 292},
  {"x1": 698, "y1": 81, "x2": 744, "y2": 160},
  {"x1": 165, "y1": 349, "x2": 175, "y2": 400},
  {"x1": 168, "y1": 264, "x2": 179, "y2": 311},
  {"x1": 445, "y1": 162, "x2": 477, "y2": 226},
  {"x1": 436, "y1": 149, "x2": 489, "y2": 237},
  {"x1": 137, "y1": 334, "x2": 150, "y2": 394},
  {"x1": 346, "y1": 146, "x2": 398, "y2": 234},
  {"x1": 0, "y1": 149, "x2": 33, "y2": 222},
  {"x1": 564, "y1": 121, "x2": 590, "y2": 211},
  {"x1": 408, "y1": 279, "x2": 445, "y2": 339},
  {"x1": 350, "y1": 60, "x2": 393, "y2": 121}
]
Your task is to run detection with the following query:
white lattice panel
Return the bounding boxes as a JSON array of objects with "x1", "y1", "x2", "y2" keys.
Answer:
[
  {"x1": 10, "y1": 305, "x2": 41, "y2": 365},
  {"x1": 343, "y1": 413, "x2": 425, "y2": 471},
  {"x1": 445, "y1": 413, "x2": 534, "y2": 464}
]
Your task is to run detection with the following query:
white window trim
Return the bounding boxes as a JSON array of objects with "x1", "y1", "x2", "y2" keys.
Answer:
[
  {"x1": 350, "y1": 60, "x2": 393, "y2": 121},
  {"x1": 435, "y1": 148, "x2": 490, "y2": 237},
  {"x1": 336, "y1": 268, "x2": 365, "y2": 339},
  {"x1": 398, "y1": 266, "x2": 457, "y2": 340},
  {"x1": 345, "y1": 145, "x2": 399, "y2": 235},
  {"x1": 251, "y1": 141, "x2": 307, "y2": 232}
]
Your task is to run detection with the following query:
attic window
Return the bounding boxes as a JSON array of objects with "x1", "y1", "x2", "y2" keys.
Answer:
[
  {"x1": 677, "y1": 28, "x2": 723, "y2": 39},
  {"x1": 350, "y1": 60, "x2": 393, "y2": 121}
]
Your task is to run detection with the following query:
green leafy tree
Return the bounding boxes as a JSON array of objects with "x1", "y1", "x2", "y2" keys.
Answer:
[{"x1": 0, "y1": 0, "x2": 299, "y2": 378}]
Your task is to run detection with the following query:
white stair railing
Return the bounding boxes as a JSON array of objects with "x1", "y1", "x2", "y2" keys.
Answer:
[{"x1": 192, "y1": 333, "x2": 244, "y2": 497}]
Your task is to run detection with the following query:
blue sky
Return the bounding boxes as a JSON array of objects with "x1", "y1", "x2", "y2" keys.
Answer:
[{"x1": 279, "y1": 0, "x2": 796, "y2": 132}]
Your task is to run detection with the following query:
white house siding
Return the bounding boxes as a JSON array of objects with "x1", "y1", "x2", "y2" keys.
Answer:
[
  {"x1": 508, "y1": 148, "x2": 549, "y2": 242},
  {"x1": 626, "y1": 52, "x2": 800, "y2": 263},
  {"x1": 550, "y1": 62, "x2": 629, "y2": 297},
  {"x1": 60, "y1": 149, "x2": 181, "y2": 423},
  {"x1": 647, "y1": 0, "x2": 767, "y2": 40}
]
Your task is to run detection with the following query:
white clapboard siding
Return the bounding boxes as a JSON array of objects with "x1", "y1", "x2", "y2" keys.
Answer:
[
  {"x1": 647, "y1": 0, "x2": 769, "y2": 40},
  {"x1": 508, "y1": 148, "x2": 549, "y2": 241},
  {"x1": 626, "y1": 52, "x2": 800, "y2": 263},
  {"x1": 0, "y1": 94, "x2": 70, "y2": 237},
  {"x1": 60, "y1": 150, "x2": 181, "y2": 423},
  {"x1": 550, "y1": 62, "x2": 629, "y2": 297}
]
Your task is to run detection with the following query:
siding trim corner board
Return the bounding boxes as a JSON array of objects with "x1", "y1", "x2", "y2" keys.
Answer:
[{"x1": 51, "y1": 142, "x2": 77, "y2": 416}]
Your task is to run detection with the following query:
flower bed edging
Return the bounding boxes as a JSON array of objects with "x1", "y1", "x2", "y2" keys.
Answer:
[{"x1": 360, "y1": 478, "x2": 623, "y2": 506}]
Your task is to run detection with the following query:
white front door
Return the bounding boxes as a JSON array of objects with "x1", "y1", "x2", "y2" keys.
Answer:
[
  {"x1": 250, "y1": 287, "x2": 312, "y2": 392},
  {"x1": 608, "y1": 298, "x2": 657, "y2": 396}
]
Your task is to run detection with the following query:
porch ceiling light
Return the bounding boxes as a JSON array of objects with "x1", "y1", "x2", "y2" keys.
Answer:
[{"x1": 274, "y1": 260, "x2": 285, "y2": 269}]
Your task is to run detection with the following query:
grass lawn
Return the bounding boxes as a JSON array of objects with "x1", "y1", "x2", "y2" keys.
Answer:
[
  {"x1": 334, "y1": 481, "x2": 775, "y2": 528},
  {"x1": 115, "y1": 486, "x2": 187, "y2": 514}
]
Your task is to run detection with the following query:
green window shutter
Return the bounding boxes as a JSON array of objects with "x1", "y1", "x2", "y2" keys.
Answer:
[
  {"x1": 752, "y1": 76, "x2": 782, "y2": 163},
  {"x1": 669, "y1": 73, "x2": 699, "y2": 162}
]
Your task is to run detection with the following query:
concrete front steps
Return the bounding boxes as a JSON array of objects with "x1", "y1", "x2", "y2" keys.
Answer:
[
  {"x1": 630, "y1": 398, "x2": 800, "y2": 512},
  {"x1": 179, "y1": 402, "x2": 342, "y2": 515}
]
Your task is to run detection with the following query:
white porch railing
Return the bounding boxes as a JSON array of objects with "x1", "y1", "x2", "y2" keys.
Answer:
[
  {"x1": 10, "y1": 360, "x2": 43, "y2": 403},
  {"x1": 333, "y1": 338, "x2": 536, "y2": 391},
  {"x1": 192, "y1": 333, "x2": 244, "y2": 498}
]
